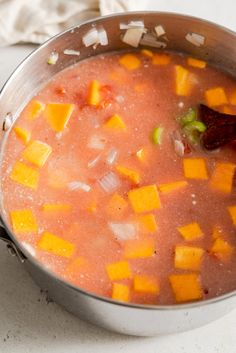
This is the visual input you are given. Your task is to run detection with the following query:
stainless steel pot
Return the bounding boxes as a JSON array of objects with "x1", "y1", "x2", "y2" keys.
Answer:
[{"x1": 0, "y1": 12, "x2": 236, "y2": 337}]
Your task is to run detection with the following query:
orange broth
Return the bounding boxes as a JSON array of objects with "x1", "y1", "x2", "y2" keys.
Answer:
[{"x1": 2, "y1": 50, "x2": 236, "y2": 305}]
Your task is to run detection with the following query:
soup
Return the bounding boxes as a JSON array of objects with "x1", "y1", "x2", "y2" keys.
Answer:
[{"x1": 2, "y1": 50, "x2": 236, "y2": 305}]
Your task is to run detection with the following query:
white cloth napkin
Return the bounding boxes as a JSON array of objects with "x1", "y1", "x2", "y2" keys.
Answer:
[{"x1": 0, "y1": 0, "x2": 148, "y2": 46}]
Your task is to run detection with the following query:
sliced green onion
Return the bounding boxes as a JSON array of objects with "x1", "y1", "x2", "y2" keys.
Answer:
[
  {"x1": 186, "y1": 120, "x2": 206, "y2": 132},
  {"x1": 151, "y1": 127, "x2": 164, "y2": 145},
  {"x1": 179, "y1": 108, "x2": 197, "y2": 126}
]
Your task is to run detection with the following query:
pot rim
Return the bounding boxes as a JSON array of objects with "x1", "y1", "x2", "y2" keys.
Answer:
[{"x1": 1, "y1": 10, "x2": 236, "y2": 311}]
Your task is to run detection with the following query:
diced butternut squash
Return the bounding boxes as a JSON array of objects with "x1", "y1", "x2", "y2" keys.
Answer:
[
  {"x1": 65, "y1": 256, "x2": 88, "y2": 277},
  {"x1": 106, "y1": 193, "x2": 128, "y2": 216},
  {"x1": 10, "y1": 209, "x2": 38, "y2": 234},
  {"x1": 128, "y1": 184, "x2": 161, "y2": 213},
  {"x1": 124, "y1": 238, "x2": 155, "y2": 259},
  {"x1": 119, "y1": 54, "x2": 141, "y2": 70},
  {"x1": 134, "y1": 275, "x2": 160, "y2": 294},
  {"x1": 158, "y1": 180, "x2": 188, "y2": 194},
  {"x1": 104, "y1": 114, "x2": 126, "y2": 131},
  {"x1": 87, "y1": 80, "x2": 100, "y2": 106},
  {"x1": 25, "y1": 100, "x2": 45, "y2": 121},
  {"x1": 42, "y1": 204, "x2": 71, "y2": 212},
  {"x1": 112, "y1": 283, "x2": 130, "y2": 302},
  {"x1": 44, "y1": 103, "x2": 74, "y2": 132},
  {"x1": 183, "y1": 158, "x2": 208, "y2": 180},
  {"x1": 141, "y1": 49, "x2": 154, "y2": 58},
  {"x1": 22, "y1": 140, "x2": 52, "y2": 167},
  {"x1": 152, "y1": 53, "x2": 171, "y2": 65},
  {"x1": 169, "y1": 273, "x2": 203, "y2": 302},
  {"x1": 209, "y1": 162, "x2": 236, "y2": 194},
  {"x1": 87, "y1": 201, "x2": 97, "y2": 213},
  {"x1": 229, "y1": 90, "x2": 236, "y2": 105},
  {"x1": 139, "y1": 214, "x2": 157, "y2": 233},
  {"x1": 210, "y1": 238, "x2": 233, "y2": 261},
  {"x1": 205, "y1": 87, "x2": 228, "y2": 107},
  {"x1": 221, "y1": 106, "x2": 234, "y2": 114},
  {"x1": 228, "y1": 206, "x2": 236, "y2": 225},
  {"x1": 134, "y1": 83, "x2": 148, "y2": 93},
  {"x1": 13, "y1": 126, "x2": 31, "y2": 144},
  {"x1": 106, "y1": 261, "x2": 132, "y2": 281},
  {"x1": 116, "y1": 165, "x2": 140, "y2": 184},
  {"x1": 187, "y1": 57, "x2": 206, "y2": 69},
  {"x1": 38, "y1": 231, "x2": 75, "y2": 258},
  {"x1": 10, "y1": 161, "x2": 39, "y2": 189},
  {"x1": 175, "y1": 65, "x2": 192, "y2": 96},
  {"x1": 174, "y1": 245, "x2": 204, "y2": 271},
  {"x1": 177, "y1": 222, "x2": 203, "y2": 241}
]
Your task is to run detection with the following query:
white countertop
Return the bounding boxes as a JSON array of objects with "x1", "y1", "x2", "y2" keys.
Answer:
[{"x1": 0, "y1": 2, "x2": 236, "y2": 352}]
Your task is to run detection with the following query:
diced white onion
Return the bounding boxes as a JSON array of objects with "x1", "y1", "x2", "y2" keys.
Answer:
[
  {"x1": 88, "y1": 154, "x2": 101, "y2": 168},
  {"x1": 68, "y1": 181, "x2": 91, "y2": 192},
  {"x1": 115, "y1": 95, "x2": 125, "y2": 104},
  {"x1": 106, "y1": 148, "x2": 118, "y2": 165},
  {"x1": 155, "y1": 25, "x2": 166, "y2": 37},
  {"x1": 108, "y1": 222, "x2": 137, "y2": 241},
  {"x1": 63, "y1": 49, "x2": 80, "y2": 56},
  {"x1": 185, "y1": 32, "x2": 205, "y2": 47},
  {"x1": 122, "y1": 27, "x2": 146, "y2": 48},
  {"x1": 139, "y1": 33, "x2": 167, "y2": 48},
  {"x1": 98, "y1": 27, "x2": 108, "y2": 46},
  {"x1": 88, "y1": 135, "x2": 105, "y2": 150},
  {"x1": 47, "y1": 51, "x2": 59, "y2": 65},
  {"x1": 3, "y1": 114, "x2": 13, "y2": 131},
  {"x1": 22, "y1": 242, "x2": 36, "y2": 257},
  {"x1": 174, "y1": 140, "x2": 185, "y2": 157},
  {"x1": 98, "y1": 172, "x2": 120, "y2": 193},
  {"x1": 82, "y1": 26, "x2": 108, "y2": 47},
  {"x1": 120, "y1": 20, "x2": 145, "y2": 29},
  {"x1": 82, "y1": 27, "x2": 99, "y2": 47}
]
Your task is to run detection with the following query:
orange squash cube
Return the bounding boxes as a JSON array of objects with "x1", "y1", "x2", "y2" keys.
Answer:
[
  {"x1": 205, "y1": 87, "x2": 228, "y2": 107},
  {"x1": 116, "y1": 165, "x2": 140, "y2": 184},
  {"x1": 10, "y1": 161, "x2": 39, "y2": 189},
  {"x1": 42, "y1": 204, "x2": 71, "y2": 212},
  {"x1": 175, "y1": 65, "x2": 192, "y2": 96},
  {"x1": 112, "y1": 283, "x2": 130, "y2": 302},
  {"x1": 177, "y1": 222, "x2": 203, "y2": 241},
  {"x1": 139, "y1": 214, "x2": 157, "y2": 233},
  {"x1": 210, "y1": 162, "x2": 236, "y2": 194},
  {"x1": 134, "y1": 275, "x2": 160, "y2": 294},
  {"x1": 174, "y1": 245, "x2": 204, "y2": 271},
  {"x1": 128, "y1": 184, "x2": 161, "y2": 213},
  {"x1": 22, "y1": 140, "x2": 52, "y2": 167},
  {"x1": 183, "y1": 158, "x2": 208, "y2": 180},
  {"x1": 13, "y1": 126, "x2": 31, "y2": 144},
  {"x1": 104, "y1": 114, "x2": 126, "y2": 131},
  {"x1": 87, "y1": 201, "x2": 97, "y2": 213},
  {"x1": 106, "y1": 261, "x2": 132, "y2": 281},
  {"x1": 38, "y1": 231, "x2": 75, "y2": 258},
  {"x1": 228, "y1": 206, "x2": 236, "y2": 225},
  {"x1": 229, "y1": 90, "x2": 236, "y2": 105},
  {"x1": 106, "y1": 193, "x2": 128, "y2": 216},
  {"x1": 152, "y1": 53, "x2": 171, "y2": 65},
  {"x1": 169, "y1": 273, "x2": 203, "y2": 302},
  {"x1": 25, "y1": 100, "x2": 45, "y2": 121},
  {"x1": 87, "y1": 80, "x2": 100, "y2": 106},
  {"x1": 141, "y1": 49, "x2": 153, "y2": 58},
  {"x1": 10, "y1": 209, "x2": 38, "y2": 234},
  {"x1": 119, "y1": 54, "x2": 141, "y2": 70},
  {"x1": 44, "y1": 103, "x2": 74, "y2": 132},
  {"x1": 221, "y1": 106, "x2": 234, "y2": 114},
  {"x1": 65, "y1": 256, "x2": 89, "y2": 277},
  {"x1": 210, "y1": 238, "x2": 233, "y2": 261},
  {"x1": 187, "y1": 57, "x2": 206, "y2": 69},
  {"x1": 158, "y1": 180, "x2": 188, "y2": 193},
  {"x1": 124, "y1": 238, "x2": 155, "y2": 259}
]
